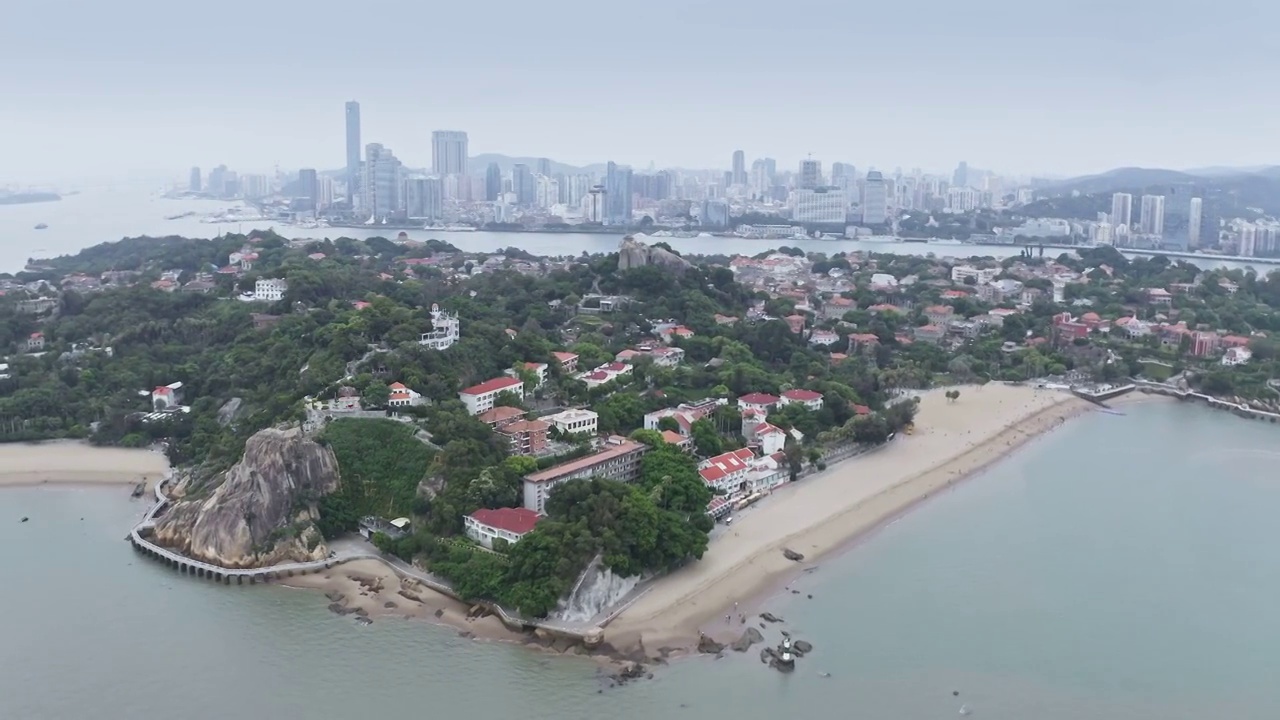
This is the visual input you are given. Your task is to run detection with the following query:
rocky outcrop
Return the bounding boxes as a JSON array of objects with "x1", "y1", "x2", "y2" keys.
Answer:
[
  {"x1": 617, "y1": 236, "x2": 694, "y2": 273},
  {"x1": 151, "y1": 428, "x2": 339, "y2": 568}
]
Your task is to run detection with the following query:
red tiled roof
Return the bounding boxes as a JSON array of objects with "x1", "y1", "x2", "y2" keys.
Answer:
[
  {"x1": 478, "y1": 406, "x2": 525, "y2": 424},
  {"x1": 782, "y1": 389, "x2": 822, "y2": 402},
  {"x1": 582, "y1": 370, "x2": 609, "y2": 381},
  {"x1": 552, "y1": 351, "x2": 578, "y2": 362},
  {"x1": 853, "y1": 404, "x2": 872, "y2": 416},
  {"x1": 603, "y1": 362, "x2": 628, "y2": 372},
  {"x1": 470, "y1": 507, "x2": 541, "y2": 535},
  {"x1": 389, "y1": 382, "x2": 407, "y2": 390},
  {"x1": 698, "y1": 448, "x2": 756, "y2": 484},
  {"x1": 499, "y1": 419, "x2": 550, "y2": 435},
  {"x1": 738, "y1": 392, "x2": 780, "y2": 405},
  {"x1": 461, "y1": 376, "x2": 524, "y2": 396}
]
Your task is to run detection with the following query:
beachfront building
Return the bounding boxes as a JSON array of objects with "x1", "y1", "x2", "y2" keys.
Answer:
[
  {"x1": 459, "y1": 376, "x2": 524, "y2": 415},
  {"x1": 464, "y1": 507, "x2": 541, "y2": 549},
  {"x1": 698, "y1": 448, "x2": 757, "y2": 494},
  {"x1": 420, "y1": 303, "x2": 461, "y2": 349},
  {"x1": 522, "y1": 437, "x2": 647, "y2": 514},
  {"x1": 542, "y1": 408, "x2": 599, "y2": 437},
  {"x1": 779, "y1": 389, "x2": 824, "y2": 411}
]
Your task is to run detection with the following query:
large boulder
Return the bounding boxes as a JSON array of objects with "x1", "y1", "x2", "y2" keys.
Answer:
[
  {"x1": 617, "y1": 236, "x2": 694, "y2": 274},
  {"x1": 151, "y1": 428, "x2": 340, "y2": 568}
]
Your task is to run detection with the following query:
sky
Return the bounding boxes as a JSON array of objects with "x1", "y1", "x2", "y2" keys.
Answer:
[{"x1": 2, "y1": 0, "x2": 1278, "y2": 186}]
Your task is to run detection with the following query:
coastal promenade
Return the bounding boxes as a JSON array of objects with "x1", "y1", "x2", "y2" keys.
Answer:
[
  {"x1": 1134, "y1": 381, "x2": 1280, "y2": 422},
  {"x1": 129, "y1": 481, "x2": 594, "y2": 637}
]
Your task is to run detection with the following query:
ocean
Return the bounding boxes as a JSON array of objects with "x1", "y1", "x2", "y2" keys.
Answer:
[
  {"x1": 3, "y1": 401, "x2": 1279, "y2": 719},
  {"x1": 0, "y1": 184, "x2": 1260, "y2": 274}
]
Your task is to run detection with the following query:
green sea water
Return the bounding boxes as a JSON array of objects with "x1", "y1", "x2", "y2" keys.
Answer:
[{"x1": 2, "y1": 400, "x2": 1278, "y2": 719}]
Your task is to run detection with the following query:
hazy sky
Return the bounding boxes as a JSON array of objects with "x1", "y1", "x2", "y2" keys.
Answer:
[{"x1": 3, "y1": 0, "x2": 1278, "y2": 185}]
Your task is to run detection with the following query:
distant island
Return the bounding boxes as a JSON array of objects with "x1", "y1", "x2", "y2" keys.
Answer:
[{"x1": 0, "y1": 191, "x2": 61, "y2": 205}]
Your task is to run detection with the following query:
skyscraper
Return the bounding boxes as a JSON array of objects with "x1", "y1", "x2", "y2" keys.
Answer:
[
  {"x1": 860, "y1": 171, "x2": 888, "y2": 225},
  {"x1": 512, "y1": 164, "x2": 535, "y2": 205},
  {"x1": 1110, "y1": 192, "x2": 1133, "y2": 230},
  {"x1": 431, "y1": 131, "x2": 468, "y2": 176},
  {"x1": 403, "y1": 177, "x2": 444, "y2": 220},
  {"x1": 484, "y1": 162, "x2": 503, "y2": 202},
  {"x1": 1188, "y1": 197, "x2": 1204, "y2": 248},
  {"x1": 537, "y1": 158, "x2": 552, "y2": 177},
  {"x1": 732, "y1": 150, "x2": 747, "y2": 186},
  {"x1": 798, "y1": 159, "x2": 822, "y2": 189},
  {"x1": 189, "y1": 167, "x2": 201, "y2": 193},
  {"x1": 345, "y1": 101, "x2": 361, "y2": 203},
  {"x1": 363, "y1": 143, "x2": 403, "y2": 219},
  {"x1": 604, "y1": 162, "x2": 633, "y2": 226},
  {"x1": 952, "y1": 161, "x2": 969, "y2": 188},
  {"x1": 298, "y1": 168, "x2": 319, "y2": 211},
  {"x1": 1139, "y1": 194, "x2": 1165, "y2": 235}
]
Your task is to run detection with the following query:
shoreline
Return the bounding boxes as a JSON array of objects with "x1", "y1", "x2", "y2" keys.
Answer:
[
  {"x1": 0, "y1": 440, "x2": 170, "y2": 489},
  {"x1": 605, "y1": 385, "x2": 1107, "y2": 656}
]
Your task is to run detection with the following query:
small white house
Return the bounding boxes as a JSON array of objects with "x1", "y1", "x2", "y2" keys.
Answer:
[
  {"x1": 254, "y1": 278, "x2": 288, "y2": 302},
  {"x1": 465, "y1": 507, "x2": 541, "y2": 549}
]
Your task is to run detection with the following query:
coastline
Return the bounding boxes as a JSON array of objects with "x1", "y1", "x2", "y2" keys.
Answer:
[
  {"x1": 606, "y1": 384, "x2": 1105, "y2": 655},
  {"x1": 0, "y1": 440, "x2": 170, "y2": 489}
]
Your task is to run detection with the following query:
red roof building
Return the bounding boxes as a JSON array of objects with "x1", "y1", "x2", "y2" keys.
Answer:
[{"x1": 465, "y1": 507, "x2": 542, "y2": 549}]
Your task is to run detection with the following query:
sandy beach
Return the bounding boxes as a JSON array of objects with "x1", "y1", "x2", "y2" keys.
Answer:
[
  {"x1": 608, "y1": 384, "x2": 1094, "y2": 653},
  {"x1": 0, "y1": 440, "x2": 171, "y2": 488}
]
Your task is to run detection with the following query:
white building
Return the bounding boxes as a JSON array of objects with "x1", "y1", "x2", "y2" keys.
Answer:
[
  {"x1": 1139, "y1": 194, "x2": 1166, "y2": 236},
  {"x1": 643, "y1": 398, "x2": 726, "y2": 435},
  {"x1": 254, "y1": 278, "x2": 288, "y2": 302},
  {"x1": 150, "y1": 381, "x2": 184, "y2": 412},
  {"x1": 506, "y1": 362, "x2": 548, "y2": 389},
  {"x1": 1222, "y1": 347, "x2": 1252, "y2": 366},
  {"x1": 464, "y1": 507, "x2": 540, "y2": 549},
  {"x1": 951, "y1": 265, "x2": 998, "y2": 285},
  {"x1": 779, "y1": 389, "x2": 824, "y2": 411},
  {"x1": 387, "y1": 382, "x2": 422, "y2": 407},
  {"x1": 459, "y1": 376, "x2": 524, "y2": 415},
  {"x1": 522, "y1": 437, "x2": 646, "y2": 514},
  {"x1": 420, "y1": 303, "x2": 461, "y2": 349},
  {"x1": 790, "y1": 188, "x2": 848, "y2": 223},
  {"x1": 737, "y1": 392, "x2": 780, "y2": 415},
  {"x1": 697, "y1": 448, "x2": 756, "y2": 494},
  {"x1": 542, "y1": 408, "x2": 599, "y2": 436}
]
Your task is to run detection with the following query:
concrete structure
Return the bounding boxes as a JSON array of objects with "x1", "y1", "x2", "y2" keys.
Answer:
[
  {"x1": 541, "y1": 408, "x2": 598, "y2": 437},
  {"x1": 498, "y1": 419, "x2": 550, "y2": 456},
  {"x1": 345, "y1": 100, "x2": 361, "y2": 202},
  {"x1": 1110, "y1": 192, "x2": 1132, "y2": 230},
  {"x1": 387, "y1": 382, "x2": 422, "y2": 407},
  {"x1": 698, "y1": 448, "x2": 756, "y2": 494},
  {"x1": 459, "y1": 376, "x2": 524, "y2": 415},
  {"x1": 951, "y1": 265, "x2": 998, "y2": 284},
  {"x1": 431, "y1": 130, "x2": 468, "y2": 176},
  {"x1": 552, "y1": 351, "x2": 579, "y2": 372},
  {"x1": 419, "y1": 304, "x2": 460, "y2": 349},
  {"x1": 860, "y1": 171, "x2": 888, "y2": 225},
  {"x1": 478, "y1": 406, "x2": 525, "y2": 427},
  {"x1": 522, "y1": 437, "x2": 646, "y2": 514},
  {"x1": 363, "y1": 143, "x2": 403, "y2": 218},
  {"x1": 643, "y1": 398, "x2": 726, "y2": 435},
  {"x1": 797, "y1": 159, "x2": 822, "y2": 190},
  {"x1": 1140, "y1": 194, "x2": 1166, "y2": 236},
  {"x1": 737, "y1": 392, "x2": 780, "y2": 415},
  {"x1": 151, "y1": 381, "x2": 183, "y2": 411},
  {"x1": 465, "y1": 507, "x2": 540, "y2": 549},
  {"x1": 779, "y1": 389, "x2": 824, "y2": 411},
  {"x1": 254, "y1": 278, "x2": 288, "y2": 302},
  {"x1": 790, "y1": 188, "x2": 847, "y2": 223}
]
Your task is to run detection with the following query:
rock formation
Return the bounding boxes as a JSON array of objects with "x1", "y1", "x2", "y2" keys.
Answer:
[
  {"x1": 151, "y1": 428, "x2": 340, "y2": 568},
  {"x1": 617, "y1": 236, "x2": 694, "y2": 273}
]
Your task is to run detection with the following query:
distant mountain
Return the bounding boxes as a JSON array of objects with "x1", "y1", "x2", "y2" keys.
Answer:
[
  {"x1": 1184, "y1": 165, "x2": 1280, "y2": 177},
  {"x1": 1035, "y1": 166, "x2": 1280, "y2": 218},
  {"x1": 468, "y1": 153, "x2": 608, "y2": 176},
  {"x1": 1046, "y1": 167, "x2": 1200, "y2": 194}
]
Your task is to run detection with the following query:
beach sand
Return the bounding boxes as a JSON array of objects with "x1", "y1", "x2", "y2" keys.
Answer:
[
  {"x1": 282, "y1": 559, "x2": 525, "y2": 643},
  {"x1": 608, "y1": 384, "x2": 1093, "y2": 654},
  {"x1": 0, "y1": 440, "x2": 171, "y2": 488}
]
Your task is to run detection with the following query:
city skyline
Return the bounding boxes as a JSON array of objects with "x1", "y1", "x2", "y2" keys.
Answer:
[{"x1": 4, "y1": 0, "x2": 1279, "y2": 184}]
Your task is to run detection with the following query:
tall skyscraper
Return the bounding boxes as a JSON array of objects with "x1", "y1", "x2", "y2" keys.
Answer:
[
  {"x1": 512, "y1": 164, "x2": 535, "y2": 205},
  {"x1": 345, "y1": 101, "x2": 362, "y2": 203},
  {"x1": 1110, "y1": 192, "x2": 1133, "y2": 230},
  {"x1": 403, "y1": 177, "x2": 444, "y2": 220},
  {"x1": 1188, "y1": 197, "x2": 1204, "y2": 248},
  {"x1": 860, "y1": 171, "x2": 888, "y2": 225},
  {"x1": 732, "y1": 150, "x2": 747, "y2": 186},
  {"x1": 298, "y1": 168, "x2": 319, "y2": 211},
  {"x1": 431, "y1": 131, "x2": 468, "y2": 176},
  {"x1": 952, "y1": 161, "x2": 969, "y2": 188},
  {"x1": 1139, "y1": 194, "x2": 1165, "y2": 235},
  {"x1": 484, "y1": 162, "x2": 503, "y2": 201},
  {"x1": 363, "y1": 143, "x2": 403, "y2": 219},
  {"x1": 798, "y1": 159, "x2": 822, "y2": 189},
  {"x1": 537, "y1": 157, "x2": 552, "y2": 177},
  {"x1": 604, "y1": 162, "x2": 633, "y2": 226},
  {"x1": 189, "y1": 167, "x2": 201, "y2": 193}
]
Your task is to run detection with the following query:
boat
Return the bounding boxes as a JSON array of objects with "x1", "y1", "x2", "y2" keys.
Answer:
[{"x1": 34, "y1": 223, "x2": 48, "y2": 230}]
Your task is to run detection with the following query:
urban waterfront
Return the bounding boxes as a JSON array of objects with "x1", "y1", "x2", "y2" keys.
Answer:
[
  {"x1": 0, "y1": 185, "x2": 1265, "y2": 275},
  {"x1": 4, "y1": 401, "x2": 1280, "y2": 719}
]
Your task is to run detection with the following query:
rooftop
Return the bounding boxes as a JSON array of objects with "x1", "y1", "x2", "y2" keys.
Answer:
[
  {"x1": 461, "y1": 376, "x2": 524, "y2": 396},
  {"x1": 739, "y1": 392, "x2": 780, "y2": 405},
  {"x1": 782, "y1": 389, "x2": 823, "y2": 402},
  {"x1": 470, "y1": 507, "x2": 541, "y2": 535},
  {"x1": 524, "y1": 438, "x2": 645, "y2": 484}
]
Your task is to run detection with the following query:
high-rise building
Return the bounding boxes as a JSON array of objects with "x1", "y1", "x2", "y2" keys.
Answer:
[
  {"x1": 732, "y1": 150, "x2": 747, "y2": 186},
  {"x1": 798, "y1": 159, "x2": 822, "y2": 190},
  {"x1": 431, "y1": 131, "x2": 468, "y2": 176},
  {"x1": 605, "y1": 162, "x2": 633, "y2": 226},
  {"x1": 298, "y1": 168, "x2": 319, "y2": 211},
  {"x1": 363, "y1": 143, "x2": 403, "y2": 218},
  {"x1": 345, "y1": 101, "x2": 362, "y2": 203},
  {"x1": 1110, "y1": 192, "x2": 1133, "y2": 230},
  {"x1": 317, "y1": 176, "x2": 335, "y2": 210},
  {"x1": 241, "y1": 174, "x2": 271, "y2": 199},
  {"x1": 403, "y1": 177, "x2": 444, "y2": 220},
  {"x1": 831, "y1": 163, "x2": 857, "y2": 192},
  {"x1": 189, "y1": 167, "x2": 201, "y2": 193},
  {"x1": 791, "y1": 188, "x2": 848, "y2": 223},
  {"x1": 536, "y1": 174, "x2": 559, "y2": 208},
  {"x1": 700, "y1": 199, "x2": 730, "y2": 228},
  {"x1": 952, "y1": 161, "x2": 969, "y2": 188},
  {"x1": 1139, "y1": 194, "x2": 1165, "y2": 235},
  {"x1": 1188, "y1": 197, "x2": 1204, "y2": 248},
  {"x1": 485, "y1": 162, "x2": 503, "y2": 202},
  {"x1": 207, "y1": 165, "x2": 227, "y2": 197},
  {"x1": 511, "y1": 164, "x2": 535, "y2": 205},
  {"x1": 860, "y1": 171, "x2": 888, "y2": 225},
  {"x1": 537, "y1": 158, "x2": 552, "y2": 177}
]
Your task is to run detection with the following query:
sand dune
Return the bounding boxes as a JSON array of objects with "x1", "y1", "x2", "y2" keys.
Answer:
[
  {"x1": 0, "y1": 440, "x2": 170, "y2": 488},
  {"x1": 607, "y1": 384, "x2": 1091, "y2": 652}
]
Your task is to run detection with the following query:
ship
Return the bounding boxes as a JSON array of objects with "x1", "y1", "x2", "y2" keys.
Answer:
[{"x1": 34, "y1": 223, "x2": 48, "y2": 230}]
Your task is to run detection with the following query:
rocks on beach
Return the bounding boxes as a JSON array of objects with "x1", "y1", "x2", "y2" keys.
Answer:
[
  {"x1": 782, "y1": 548, "x2": 805, "y2": 562},
  {"x1": 730, "y1": 627, "x2": 765, "y2": 652}
]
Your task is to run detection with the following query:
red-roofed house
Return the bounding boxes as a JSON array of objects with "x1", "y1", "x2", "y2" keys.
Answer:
[
  {"x1": 847, "y1": 333, "x2": 880, "y2": 354},
  {"x1": 852, "y1": 404, "x2": 872, "y2": 416},
  {"x1": 913, "y1": 324, "x2": 946, "y2": 344},
  {"x1": 352, "y1": 300, "x2": 373, "y2": 310},
  {"x1": 779, "y1": 389, "x2": 824, "y2": 411},
  {"x1": 753, "y1": 423, "x2": 789, "y2": 455},
  {"x1": 924, "y1": 305, "x2": 955, "y2": 326},
  {"x1": 552, "y1": 351, "x2": 579, "y2": 372},
  {"x1": 737, "y1": 392, "x2": 780, "y2": 415},
  {"x1": 150, "y1": 381, "x2": 184, "y2": 412},
  {"x1": 459, "y1": 376, "x2": 525, "y2": 415},
  {"x1": 498, "y1": 419, "x2": 550, "y2": 456},
  {"x1": 23, "y1": 332, "x2": 45, "y2": 353},
  {"x1": 478, "y1": 405, "x2": 525, "y2": 428},
  {"x1": 698, "y1": 448, "x2": 757, "y2": 493},
  {"x1": 505, "y1": 362, "x2": 548, "y2": 389},
  {"x1": 387, "y1": 382, "x2": 423, "y2": 407},
  {"x1": 1221, "y1": 335, "x2": 1252, "y2": 349},
  {"x1": 661, "y1": 430, "x2": 693, "y2": 451},
  {"x1": 465, "y1": 507, "x2": 541, "y2": 549}
]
